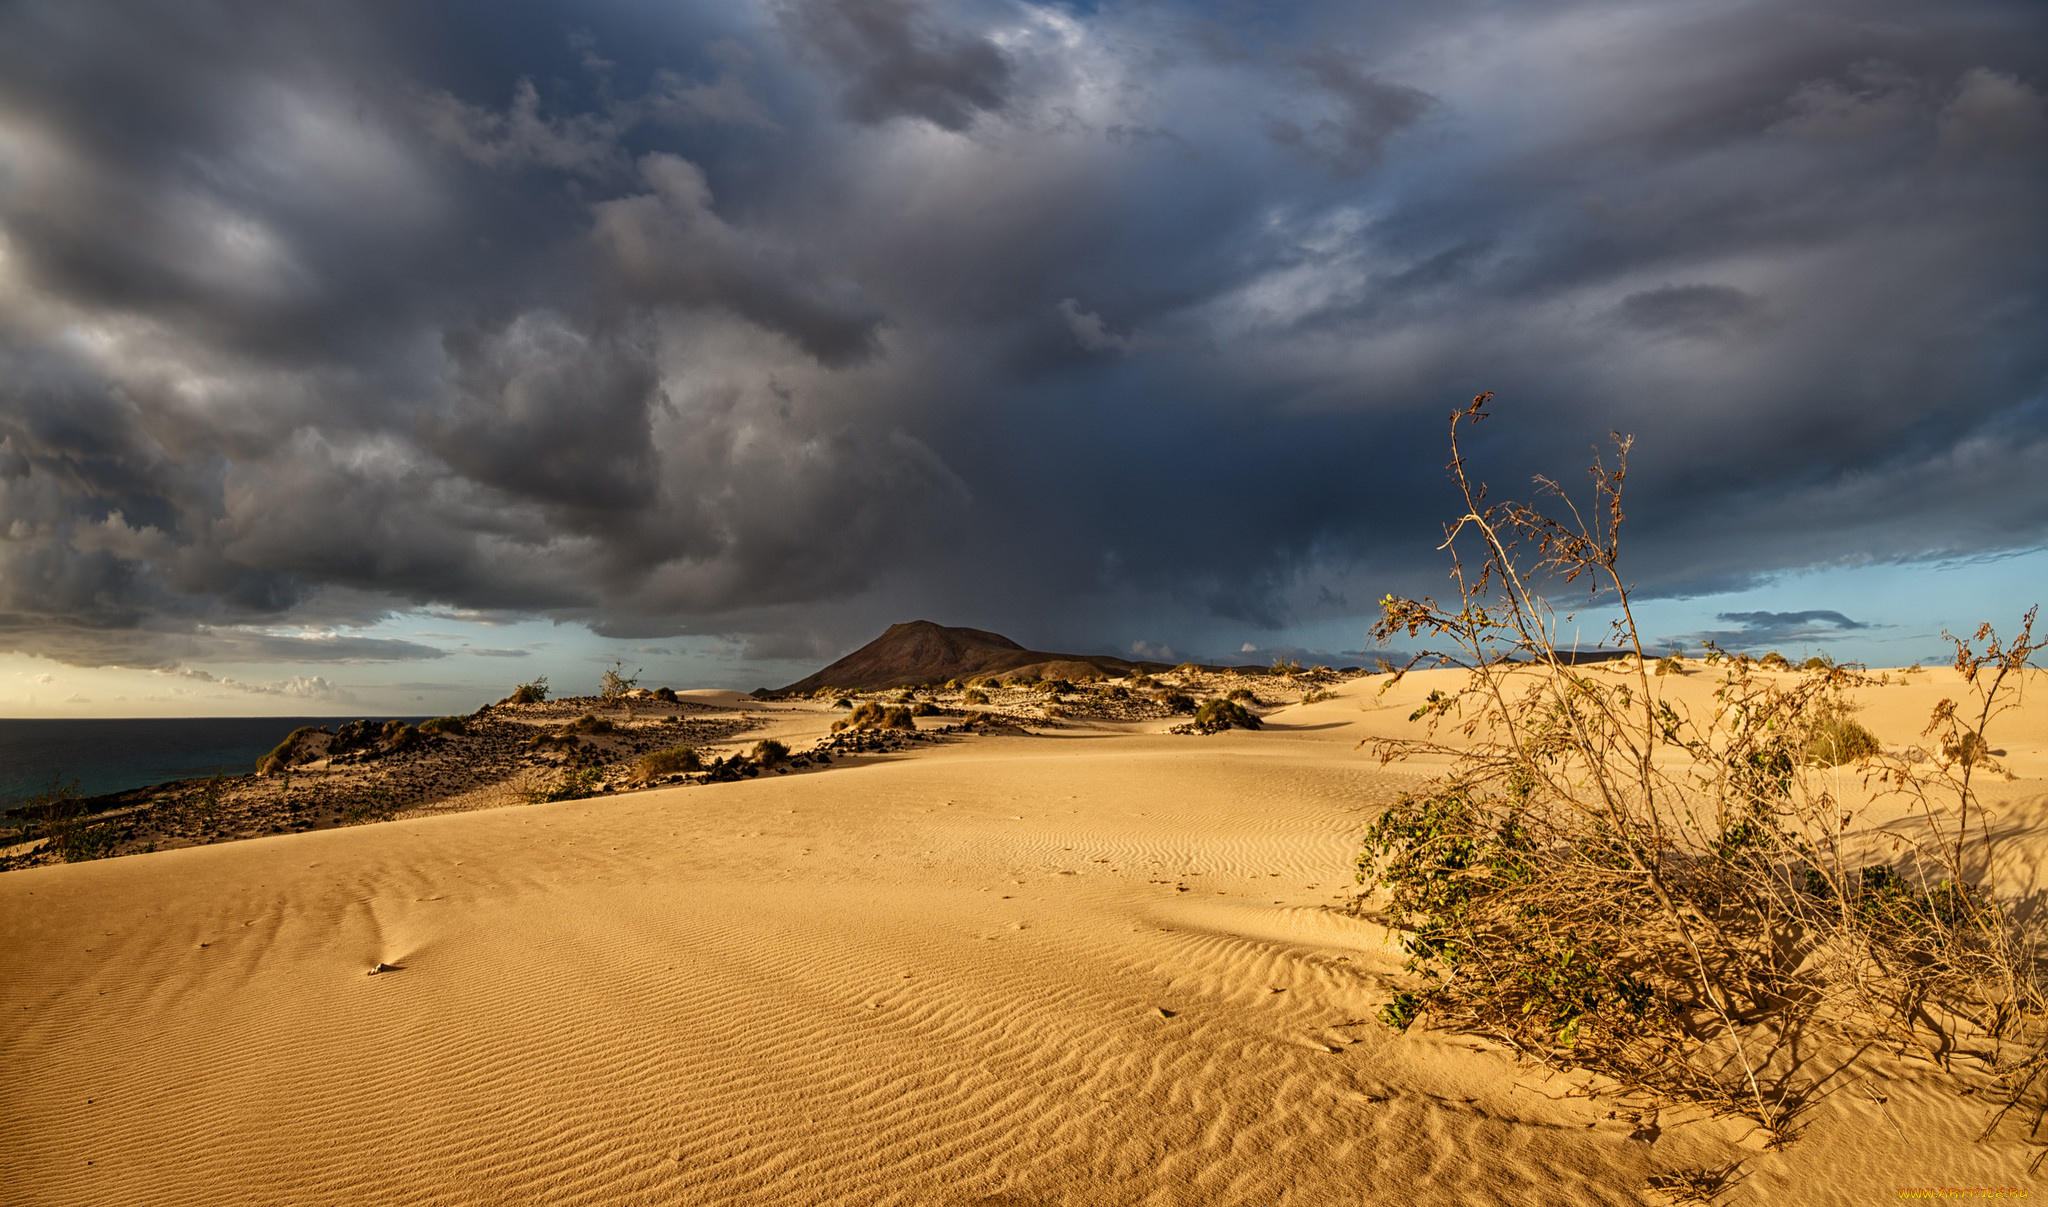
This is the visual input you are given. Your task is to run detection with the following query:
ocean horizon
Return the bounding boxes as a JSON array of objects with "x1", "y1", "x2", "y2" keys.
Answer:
[{"x1": 0, "y1": 716, "x2": 430, "y2": 809}]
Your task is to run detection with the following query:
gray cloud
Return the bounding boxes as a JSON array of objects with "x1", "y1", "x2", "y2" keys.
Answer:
[
  {"x1": 1674, "y1": 609, "x2": 1875, "y2": 654},
  {"x1": 0, "y1": 0, "x2": 2040, "y2": 674},
  {"x1": 784, "y1": 0, "x2": 1013, "y2": 131}
]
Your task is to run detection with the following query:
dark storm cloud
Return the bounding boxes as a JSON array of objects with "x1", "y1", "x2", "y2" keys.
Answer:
[
  {"x1": 1674, "y1": 610, "x2": 1876, "y2": 654},
  {"x1": 783, "y1": 0, "x2": 1014, "y2": 130},
  {"x1": 0, "y1": 0, "x2": 2042, "y2": 671}
]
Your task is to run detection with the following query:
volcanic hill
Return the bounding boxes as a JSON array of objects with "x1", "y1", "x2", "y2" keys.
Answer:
[{"x1": 775, "y1": 621, "x2": 1173, "y2": 694}]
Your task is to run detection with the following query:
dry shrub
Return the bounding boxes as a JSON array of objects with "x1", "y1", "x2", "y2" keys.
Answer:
[
  {"x1": 638, "y1": 746, "x2": 701, "y2": 777},
  {"x1": 963, "y1": 688, "x2": 990, "y2": 705},
  {"x1": 1805, "y1": 713, "x2": 1880, "y2": 766},
  {"x1": 505, "y1": 677, "x2": 549, "y2": 704},
  {"x1": 751, "y1": 739, "x2": 790, "y2": 766},
  {"x1": 833, "y1": 702, "x2": 914, "y2": 732},
  {"x1": 1357, "y1": 394, "x2": 2045, "y2": 1140},
  {"x1": 1190, "y1": 698, "x2": 1260, "y2": 733}
]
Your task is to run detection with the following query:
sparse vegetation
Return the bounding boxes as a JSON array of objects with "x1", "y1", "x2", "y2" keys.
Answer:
[
  {"x1": 528, "y1": 767, "x2": 602, "y2": 804},
  {"x1": 1269, "y1": 657, "x2": 1301, "y2": 678},
  {"x1": 1154, "y1": 690, "x2": 1196, "y2": 715},
  {"x1": 1226, "y1": 687, "x2": 1259, "y2": 703},
  {"x1": 507, "y1": 677, "x2": 550, "y2": 704},
  {"x1": 751, "y1": 739, "x2": 790, "y2": 767},
  {"x1": 341, "y1": 786, "x2": 403, "y2": 825},
  {"x1": 833, "y1": 702, "x2": 916, "y2": 732},
  {"x1": 1654, "y1": 653, "x2": 1684, "y2": 677},
  {"x1": 1759, "y1": 651, "x2": 1791, "y2": 670},
  {"x1": 637, "y1": 746, "x2": 702, "y2": 777},
  {"x1": 1354, "y1": 394, "x2": 2047, "y2": 1139},
  {"x1": 600, "y1": 661, "x2": 642, "y2": 704},
  {"x1": 653, "y1": 686, "x2": 679, "y2": 703},
  {"x1": 1190, "y1": 698, "x2": 1261, "y2": 733},
  {"x1": 418, "y1": 715, "x2": 467, "y2": 736},
  {"x1": 963, "y1": 688, "x2": 990, "y2": 705}
]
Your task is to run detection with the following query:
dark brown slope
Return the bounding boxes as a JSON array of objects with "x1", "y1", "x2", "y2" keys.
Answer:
[{"x1": 776, "y1": 621, "x2": 1167, "y2": 694}]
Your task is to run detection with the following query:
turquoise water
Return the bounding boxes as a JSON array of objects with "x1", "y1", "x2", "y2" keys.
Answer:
[{"x1": 0, "y1": 717, "x2": 427, "y2": 808}]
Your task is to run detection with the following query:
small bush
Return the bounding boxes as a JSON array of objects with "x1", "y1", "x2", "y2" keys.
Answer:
[
  {"x1": 1374, "y1": 656, "x2": 1396, "y2": 674},
  {"x1": 1269, "y1": 657, "x2": 1301, "y2": 678},
  {"x1": 1302, "y1": 688, "x2": 1334, "y2": 704},
  {"x1": 1801, "y1": 656, "x2": 1831, "y2": 671},
  {"x1": 419, "y1": 715, "x2": 467, "y2": 736},
  {"x1": 1035, "y1": 678, "x2": 1074, "y2": 695},
  {"x1": 653, "y1": 686, "x2": 678, "y2": 703},
  {"x1": 638, "y1": 746, "x2": 702, "y2": 777},
  {"x1": 1156, "y1": 691, "x2": 1196, "y2": 714},
  {"x1": 1945, "y1": 728, "x2": 1990, "y2": 767},
  {"x1": 528, "y1": 767, "x2": 602, "y2": 804},
  {"x1": 1130, "y1": 673, "x2": 1157, "y2": 689},
  {"x1": 910, "y1": 701, "x2": 939, "y2": 716},
  {"x1": 833, "y1": 702, "x2": 915, "y2": 732},
  {"x1": 559, "y1": 714, "x2": 614, "y2": 735},
  {"x1": 963, "y1": 688, "x2": 990, "y2": 705},
  {"x1": 1807, "y1": 715, "x2": 1881, "y2": 766},
  {"x1": 1759, "y1": 651, "x2": 1791, "y2": 670},
  {"x1": 506, "y1": 677, "x2": 549, "y2": 704},
  {"x1": 943, "y1": 679, "x2": 962, "y2": 690},
  {"x1": 751, "y1": 739, "x2": 790, "y2": 767},
  {"x1": 1226, "y1": 687, "x2": 1259, "y2": 703},
  {"x1": 1654, "y1": 655, "x2": 1684, "y2": 677},
  {"x1": 832, "y1": 696, "x2": 853, "y2": 709},
  {"x1": 1191, "y1": 698, "x2": 1261, "y2": 733},
  {"x1": 600, "y1": 661, "x2": 641, "y2": 703}
]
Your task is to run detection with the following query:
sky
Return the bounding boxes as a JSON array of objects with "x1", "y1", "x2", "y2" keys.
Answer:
[{"x1": 0, "y1": 0, "x2": 2043, "y2": 717}]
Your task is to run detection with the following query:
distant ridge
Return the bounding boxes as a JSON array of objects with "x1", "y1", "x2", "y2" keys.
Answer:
[{"x1": 775, "y1": 621, "x2": 1175, "y2": 695}]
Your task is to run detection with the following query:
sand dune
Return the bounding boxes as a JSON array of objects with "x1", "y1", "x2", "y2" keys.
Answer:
[{"x1": 5, "y1": 670, "x2": 2042, "y2": 1204}]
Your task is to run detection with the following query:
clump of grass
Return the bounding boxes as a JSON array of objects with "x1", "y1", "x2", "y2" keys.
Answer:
[
  {"x1": 559, "y1": 714, "x2": 614, "y2": 735},
  {"x1": 962, "y1": 688, "x2": 990, "y2": 705},
  {"x1": 1269, "y1": 657, "x2": 1301, "y2": 678},
  {"x1": 1191, "y1": 698, "x2": 1261, "y2": 733},
  {"x1": 1759, "y1": 651, "x2": 1791, "y2": 670},
  {"x1": 1302, "y1": 687, "x2": 1334, "y2": 704},
  {"x1": 1226, "y1": 687, "x2": 1260, "y2": 703},
  {"x1": 528, "y1": 767, "x2": 601, "y2": 804},
  {"x1": 1154, "y1": 690, "x2": 1196, "y2": 715},
  {"x1": 910, "y1": 701, "x2": 940, "y2": 716},
  {"x1": 638, "y1": 746, "x2": 702, "y2": 777},
  {"x1": 653, "y1": 686, "x2": 679, "y2": 703},
  {"x1": 419, "y1": 715, "x2": 466, "y2": 736},
  {"x1": 506, "y1": 677, "x2": 550, "y2": 704},
  {"x1": 751, "y1": 739, "x2": 790, "y2": 767},
  {"x1": 1806, "y1": 713, "x2": 1881, "y2": 766},
  {"x1": 833, "y1": 702, "x2": 915, "y2": 732},
  {"x1": 1035, "y1": 678, "x2": 1074, "y2": 695},
  {"x1": 1355, "y1": 394, "x2": 2046, "y2": 1140},
  {"x1": 1655, "y1": 654, "x2": 1684, "y2": 677},
  {"x1": 1801, "y1": 655, "x2": 1832, "y2": 671},
  {"x1": 1374, "y1": 656, "x2": 1396, "y2": 674}
]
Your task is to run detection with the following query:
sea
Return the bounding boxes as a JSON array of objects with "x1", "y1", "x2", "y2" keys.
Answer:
[{"x1": 0, "y1": 716, "x2": 428, "y2": 809}]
